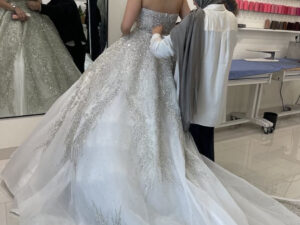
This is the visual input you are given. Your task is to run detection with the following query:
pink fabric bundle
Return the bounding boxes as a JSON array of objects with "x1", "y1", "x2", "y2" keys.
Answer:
[
  {"x1": 277, "y1": 5, "x2": 282, "y2": 14},
  {"x1": 265, "y1": 4, "x2": 271, "y2": 13},
  {"x1": 254, "y1": 2, "x2": 260, "y2": 12},
  {"x1": 282, "y1": 6, "x2": 288, "y2": 15},
  {"x1": 243, "y1": 1, "x2": 249, "y2": 10},
  {"x1": 291, "y1": 7, "x2": 296, "y2": 16},
  {"x1": 249, "y1": 1, "x2": 255, "y2": 11},
  {"x1": 287, "y1": 6, "x2": 292, "y2": 15},
  {"x1": 271, "y1": 4, "x2": 276, "y2": 14},
  {"x1": 259, "y1": 3, "x2": 264, "y2": 12},
  {"x1": 236, "y1": 1, "x2": 300, "y2": 17},
  {"x1": 238, "y1": 0, "x2": 244, "y2": 10},
  {"x1": 275, "y1": 5, "x2": 280, "y2": 14}
]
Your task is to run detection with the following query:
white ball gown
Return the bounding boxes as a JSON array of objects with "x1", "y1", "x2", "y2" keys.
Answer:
[
  {"x1": 1, "y1": 8, "x2": 300, "y2": 225},
  {"x1": 0, "y1": 0, "x2": 80, "y2": 117}
]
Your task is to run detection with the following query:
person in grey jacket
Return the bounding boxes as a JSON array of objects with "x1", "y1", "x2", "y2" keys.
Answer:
[{"x1": 150, "y1": 0, "x2": 238, "y2": 161}]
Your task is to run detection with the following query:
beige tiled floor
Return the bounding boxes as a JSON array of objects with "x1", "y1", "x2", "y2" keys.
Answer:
[
  {"x1": 215, "y1": 119, "x2": 300, "y2": 200},
  {"x1": 0, "y1": 117, "x2": 300, "y2": 224},
  {"x1": 0, "y1": 160, "x2": 19, "y2": 225}
]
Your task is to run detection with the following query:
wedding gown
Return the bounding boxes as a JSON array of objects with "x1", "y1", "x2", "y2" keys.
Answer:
[
  {"x1": 2, "y1": 8, "x2": 300, "y2": 225},
  {"x1": 0, "y1": 0, "x2": 80, "y2": 117}
]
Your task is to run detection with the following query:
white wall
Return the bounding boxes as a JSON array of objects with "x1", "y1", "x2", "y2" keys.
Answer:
[
  {"x1": 108, "y1": 0, "x2": 127, "y2": 45},
  {"x1": 0, "y1": 116, "x2": 42, "y2": 150},
  {"x1": 234, "y1": 31, "x2": 296, "y2": 59}
]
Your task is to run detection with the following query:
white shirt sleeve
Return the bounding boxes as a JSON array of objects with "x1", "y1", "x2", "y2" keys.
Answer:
[{"x1": 150, "y1": 34, "x2": 175, "y2": 59}]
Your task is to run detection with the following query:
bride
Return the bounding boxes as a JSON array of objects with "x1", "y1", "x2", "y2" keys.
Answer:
[
  {"x1": 1, "y1": 0, "x2": 300, "y2": 224},
  {"x1": 0, "y1": 0, "x2": 80, "y2": 117}
]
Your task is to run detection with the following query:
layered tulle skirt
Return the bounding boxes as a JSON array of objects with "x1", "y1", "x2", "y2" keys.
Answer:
[{"x1": 2, "y1": 28, "x2": 300, "y2": 225}]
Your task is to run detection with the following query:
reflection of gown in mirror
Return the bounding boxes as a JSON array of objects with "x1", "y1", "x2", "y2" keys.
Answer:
[
  {"x1": 2, "y1": 8, "x2": 300, "y2": 225},
  {"x1": 0, "y1": 0, "x2": 81, "y2": 117}
]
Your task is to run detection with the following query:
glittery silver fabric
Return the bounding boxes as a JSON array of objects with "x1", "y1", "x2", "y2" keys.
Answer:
[
  {"x1": 2, "y1": 8, "x2": 300, "y2": 225},
  {"x1": 0, "y1": 0, "x2": 81, "y2": 118}
]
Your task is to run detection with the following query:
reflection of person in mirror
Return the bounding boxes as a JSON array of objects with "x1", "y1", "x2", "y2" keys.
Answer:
[
  {"x1": 0, "y1": 0, "x2": 81, "y2": 118},
  {"x1": 0, "y1": 0, "x2": 28, "y2": 21},
  {"x1": 27, "y1": 0, "x2": 87, "y2": 73}
]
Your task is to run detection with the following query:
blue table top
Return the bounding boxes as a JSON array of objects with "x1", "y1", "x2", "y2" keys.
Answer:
[{"x1": 229, "y1": 58, "x2": 300, "y2": 80}]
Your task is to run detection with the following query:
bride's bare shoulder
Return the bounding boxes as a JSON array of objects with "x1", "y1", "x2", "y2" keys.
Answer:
[
  {"x1": 121, "y1": 0, "x2": 189, "y2": 35},
  {"x1": 142, "y1": 0, "x2": 183, "y2": 14}
]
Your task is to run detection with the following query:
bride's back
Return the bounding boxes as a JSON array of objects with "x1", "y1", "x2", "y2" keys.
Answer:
[
  {"x1": 142, "y1": 0, "x2": 183, "y2": 14},
  {"x1": 121, "y1": 0, "x2": 188, "y2": 35}
]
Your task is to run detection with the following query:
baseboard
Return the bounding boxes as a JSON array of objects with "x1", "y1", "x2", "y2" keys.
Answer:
[
  {"x1": 0, "y1": 115, "x2": 43, "y2": 149},
  {"x1": 0, "y1": 147, "x2": 16, "y2": 160}
]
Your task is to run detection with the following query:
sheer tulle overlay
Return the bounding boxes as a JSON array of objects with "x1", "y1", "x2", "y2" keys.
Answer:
[{"x1": 2, "y1": 8, "x2": 300, "y2": 225}]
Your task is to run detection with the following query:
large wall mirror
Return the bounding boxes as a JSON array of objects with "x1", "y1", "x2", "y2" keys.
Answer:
[
  {"x1": 86, "y1": 0, "x2": 108, "y2": 60},
  {"x1": 0, "y1": 0, "x2": 108, "y2": 119}
]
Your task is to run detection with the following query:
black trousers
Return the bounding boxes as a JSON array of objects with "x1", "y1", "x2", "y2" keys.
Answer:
[
  {"x1": 189, "y1": 124, "x2": 215, "y2": 161},
  {"x1": 66, "y1": 44, "x2": 86, "y2": 73}
]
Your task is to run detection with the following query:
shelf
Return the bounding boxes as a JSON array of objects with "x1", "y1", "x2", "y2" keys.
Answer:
[
  {"x1": 239, "y1": 9, "x2": 300, "y2": 17},
  {"x1": 239, "y1": 28, "x2": 300, "y2": 34}
]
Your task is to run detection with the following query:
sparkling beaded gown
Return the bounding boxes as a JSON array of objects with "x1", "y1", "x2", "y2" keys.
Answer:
[
  {"x1": 2, "y1": 8, "x2": 300, "y2": 225},
  {"x1": 0, "y1": 0, "x2": 80, "y2": 117}
]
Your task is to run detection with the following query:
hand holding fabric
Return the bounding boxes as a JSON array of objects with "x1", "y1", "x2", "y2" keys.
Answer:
[{"x1": 14, "y1": 7, "x2": 28, "y2": 21}]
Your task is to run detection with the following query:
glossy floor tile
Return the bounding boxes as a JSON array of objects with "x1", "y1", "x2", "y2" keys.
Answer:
[
  {"x1": 216, "y1": 118, "x2": 300, "y2": 200},
  {"x1": 0, "y1": 116, "x2": 300, "y2": 225}
]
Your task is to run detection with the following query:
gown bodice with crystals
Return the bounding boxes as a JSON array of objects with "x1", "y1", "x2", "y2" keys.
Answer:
[
  {"x1": 0, "y1": 0, "x2": 80, "y2": 117},
  {"x1": 135, "y1": 8, "x2": 178, "y2": 34},
  {"x1": 1, "y1": 7, "x2": 300, "y2": 225}
]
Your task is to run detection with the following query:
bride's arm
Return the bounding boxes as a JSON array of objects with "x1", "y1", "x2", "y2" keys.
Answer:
[
  {"x1": 179, "y1": 0, "x2": 190, "y2": 19},
  {"x1": 121, "y1": 0, "x2": 142, "y2": 35},
  {"x1": 0, "y1": 0, "x2": 17, "y2": 11},
  {"x1": 0, "y1": 0, "x2": 28, "y2": 21}
]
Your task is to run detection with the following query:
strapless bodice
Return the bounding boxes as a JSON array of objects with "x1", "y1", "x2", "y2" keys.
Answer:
[{"x1": 135, "y1": 8, "x2": 179, "y2": 34}]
